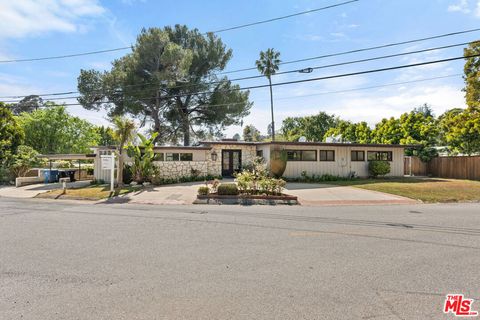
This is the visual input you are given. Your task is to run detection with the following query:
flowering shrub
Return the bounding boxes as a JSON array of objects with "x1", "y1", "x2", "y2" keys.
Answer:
[{"x1": 235, "y1": 157, "x2": 286, "y2": 195}]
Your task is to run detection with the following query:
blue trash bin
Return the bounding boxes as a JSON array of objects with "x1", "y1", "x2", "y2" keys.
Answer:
[{"x1": 44, "y1": 170, "x2": 59, "y2": 183}]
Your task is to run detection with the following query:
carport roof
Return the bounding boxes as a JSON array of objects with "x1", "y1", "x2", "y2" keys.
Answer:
[{"x1": 39, "y1": 154, "x2": 96, "y2": 160}]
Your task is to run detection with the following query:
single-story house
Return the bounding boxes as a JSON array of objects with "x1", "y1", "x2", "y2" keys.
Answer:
[{"x1": 91, "y1": 140, "x2": 411, "y2": 182}]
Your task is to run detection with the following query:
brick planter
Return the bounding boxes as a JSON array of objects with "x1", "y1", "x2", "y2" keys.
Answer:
[{"x1": 194, "y1": 193, "x2": 298, "y2": 205}]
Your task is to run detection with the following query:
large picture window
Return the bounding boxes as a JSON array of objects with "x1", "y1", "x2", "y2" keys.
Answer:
[
  {"x1": 367, "y1": 151, "x2": 393, "y2": 161},
  {"x1": 156, "y1": 153, "x2": 193, "y2": 161},
  {"x1": 286, "y1": 150, "x2": 317, "y2": 161},
  {"x1": 319, "y1": 150, "x2": 335, "y2": 162},
  {"x1": 351, "y1": 150, "x2": 365, "y2": 162}
]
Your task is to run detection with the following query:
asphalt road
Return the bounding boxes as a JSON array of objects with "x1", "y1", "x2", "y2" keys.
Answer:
[{"x1": 0, "y1": 198, "x2": 479, "y2": 320}]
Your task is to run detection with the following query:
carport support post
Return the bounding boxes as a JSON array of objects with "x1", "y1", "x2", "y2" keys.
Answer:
[{"x1": 110, "y1": 154, "x2": 115, "y2": 192}]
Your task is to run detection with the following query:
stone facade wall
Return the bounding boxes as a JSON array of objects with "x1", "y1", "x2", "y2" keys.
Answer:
[
  {"x1": 154, "y1": 160, "x2": 208, "y2": 179},
  {"x1": 206, "y1": 144, "x2": 257, "y2": 177}
]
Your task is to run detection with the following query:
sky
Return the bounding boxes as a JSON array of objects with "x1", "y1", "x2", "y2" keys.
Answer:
[{"x1": 0, "y1": 0, "x2": 479, "y2": 139}]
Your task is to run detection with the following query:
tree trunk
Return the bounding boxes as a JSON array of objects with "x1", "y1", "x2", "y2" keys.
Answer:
[
  {"x1": 116, "y1": 148, "x2": 123, "y2": 187},
  {"x1": 269, "y1": 77, "x2": 275, "y2": 141},
  {"x1": 183, "y1": 118, "x2": 190, "y2": 146}
]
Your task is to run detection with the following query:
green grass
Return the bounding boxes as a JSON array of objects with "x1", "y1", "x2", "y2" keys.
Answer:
[
  {"x1": 323, "y1": 177, "x2": 480, "y2": 203},
  {"x1": 37, "y1": 184, "x2": 138, "y2": 200}
]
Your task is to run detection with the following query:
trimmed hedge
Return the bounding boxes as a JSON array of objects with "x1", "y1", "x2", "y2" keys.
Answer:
[
  {"x1": 368, "y1": 160, "x2": 391, "y2": 177},
  {"x1": 197, "y1": 186, "x2": 209, "y2": 195},
  {"x1": 217, "y1": 183, "x2": 239, "y2": 195}
]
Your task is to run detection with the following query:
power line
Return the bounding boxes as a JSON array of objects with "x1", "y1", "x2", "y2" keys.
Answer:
[
  {"x1": 0, "y1": 47, "x2": 132, "y2": 64},
  {"x1": 3, "y1": 74, "x2": 462, "y2": 109},
  {"x1": 0, "y1": 41, "x2": 472, "y2": 100},
  {"x1": 274, "y1": 74, "x2": 462, "y2": 100},
  {"x1": 208, "y1": 0, "x2": 358, "y2": 33},
  {"x1": 220, "y1": 28, "x2": 480, "y2": 74},
  {"x1": 0, "y1": 1, "x2": 357, "y2": 64},
  {"x1": 91, "y1": 53, "x2": 480, "y2": 100},
  {"x1": 2, "y1": 55, "x2": 474, "y2": 106}
]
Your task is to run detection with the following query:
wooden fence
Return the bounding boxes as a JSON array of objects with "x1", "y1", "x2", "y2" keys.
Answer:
[
  {"x1": 404, "y1": 156, "x2": 480, "y2": 180},
  {"x1": 404, "y1": 156, "x2": 428, "y2": 176},
  {"x1": 428, "y1": 156, "x2": 480, "y2": 180}
]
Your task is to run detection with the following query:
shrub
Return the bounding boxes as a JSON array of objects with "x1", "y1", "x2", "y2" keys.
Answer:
[
  {"x1": 9, "y1": 145, "x2": 40, "y2": 177},
  {"x1": 197, "y1": 186, "x2": 209, "y2": 195},
  {"x1": 190, "y1": 168, "x2": 201, "y2": 178},
  {"x1": 295, "y1": 171, "x2": 346, "y2": 182},
  {"x1": 217, "y1": 183, "x2": 239, "y2": 195},
  {"x1": 368, "y1": 160, "x2": 391, "y2": 177},
  {"x1": 123, "y1": 164, "x2": 133, "y2": 184}
]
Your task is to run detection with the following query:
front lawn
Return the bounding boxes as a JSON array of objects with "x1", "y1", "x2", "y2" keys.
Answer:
[
  {"x1": 326, "y1": 178, "x2": 480, "y2": 203},
  {"x1": 36, "y1": 185, "x2": 138, "y2": 200}
]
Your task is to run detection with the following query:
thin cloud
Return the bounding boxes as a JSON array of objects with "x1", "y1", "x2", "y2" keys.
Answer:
[{"x1": 0, "y1": 0, "x2": 106, "y2": 39}]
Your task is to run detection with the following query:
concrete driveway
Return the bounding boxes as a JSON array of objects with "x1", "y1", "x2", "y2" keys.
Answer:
[
  {"x1": 0, "y1": 180, "x2": 92, "y2": 199},
  {"x1": 0, "y1": 180, "x2": 417, "y2": 206},
  {"x1": 285, "y1": 183, "x2": 417, "y2": 206},
  {"x1": 121, "y1": 181, "x2": 416, "y2": 206}
]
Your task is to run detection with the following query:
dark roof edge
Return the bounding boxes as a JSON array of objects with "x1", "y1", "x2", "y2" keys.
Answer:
[
  {"x1": 257, "y1": 141, "x2": 418, "y2": 148},
  {"x1": 92, "y1": 145, "x2": 211, "y2": 150}
]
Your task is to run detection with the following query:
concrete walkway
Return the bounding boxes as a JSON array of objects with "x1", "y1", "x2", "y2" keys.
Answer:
[
  {"x1": 0, "y1": 181, "x2": 92, "y2": 199},
  {"x1": 284, "y1": 183, "x2": 417, "y2": 206}
]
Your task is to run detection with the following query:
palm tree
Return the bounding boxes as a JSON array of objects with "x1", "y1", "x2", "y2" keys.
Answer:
[
  {"x1": 256, "y1": 48, "x2": 281, "y2": 141},
  {"x1": 112, "y1": 116, "x2": 136, "y2": 186}
]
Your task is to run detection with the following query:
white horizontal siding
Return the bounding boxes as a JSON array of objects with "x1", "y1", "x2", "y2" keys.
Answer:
[{"x1": 277, "y1": 145, "x2": 404, "y2": 178}]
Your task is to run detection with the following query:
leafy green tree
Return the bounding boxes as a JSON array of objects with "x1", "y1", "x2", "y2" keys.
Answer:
[
  {"x1": 232, "y1": 133, "x2": 241, "y2": 141},
  {"x1": 256, "y1": 48, "x2": 281, "y2": 141},
  {"x1": 96, "y1": 126, "x2": 116, "y2": 146},
  {"x1": 10, "y1": 95, "x2": 44, "y2": 115},
  {"x1": 78, "y1": 25, "x2": 251, "y2": 146},
  {"x1": 126, "y1": 132, "x2": 158, "y2": 183},
  {"x1": 0, "y1": 104, "x2": 24, "y2": 156},
  {"x1": 0, "y1": 104, "x2": 24, "y2": 180},
  {"x1": 371, "y1": 117, "x2": 402, "y2": 144},
  {"x1": 439, "y1": 107, "x2": 480, "y2": 155},
  {"x1": 399, "y1": 107, "x2": 439, "y2": 161},
  {"x1": 112, "y1": 116, "x2": 136, "y2": 186},
  {"x1": 464, "y1": 41, "x2": 480, "y2": 109},
  {"x1": 370, "y1": 106, "x2": 439, "y2": 161},
  {"x1": 281, "y1": 112, "x2": 338, "y2": 142},
  {"x1": 17, "y1": 105, "x2": 99, "y2": 154},
  {"x1": 9, "y1": 145, "x2": 40, "y2": 177},
  {"x1": 243, "y1": 124, "x2": 261, "y2": 142},
  {"x1": 323, "y1": 120, "x2": 372, "y2": 143}
]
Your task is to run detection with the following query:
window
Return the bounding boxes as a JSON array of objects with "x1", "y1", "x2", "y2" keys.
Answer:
[
  {"x1": 166, "y1": 153, "x2": 180, "y2": 161},
  {"x1": 319, "y1": 150, "x2": 335, "y2": 162},
  {"x1": 351, "y1": 150, "x2": 365, "y2": 162},
  {"x1": 154, "y1": 153, "x2": 164, "y2": 161},
  {"x1": 286, "y1": 150, "x2": 317, "y2": 161},
  {"x1": 367, "y1": 151, "x2": 393, "y2": 161},
  {"x1": 164, "y1": 153, "x2": 193, "y2": 161},
  {"x1": 180, "y1": 153, "x2": 193, "y2": 161},
  {"x1": 256, "y1": 150, "x2": 263, "y2": 158}
]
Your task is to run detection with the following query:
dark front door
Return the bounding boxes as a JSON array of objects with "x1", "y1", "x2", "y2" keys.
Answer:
[{"x1": 222, "y1": 150, "x2": 242, "y2": 177}]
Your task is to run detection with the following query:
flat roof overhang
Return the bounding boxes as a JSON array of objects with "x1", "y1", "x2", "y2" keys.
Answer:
[
  {"x1": 201, "y1": 140, "x2": 420, "y2": 149},
  {"x1": 39, "y1": 154, "x2": 97, "y2": 160},
  {"x1": 258, "y1": 141, "x2": 420, "y2": 148}
]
